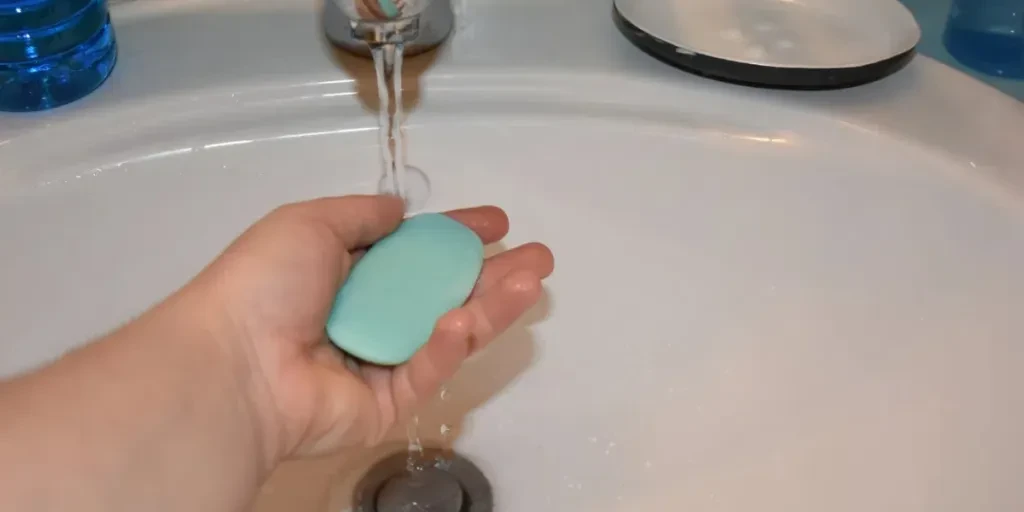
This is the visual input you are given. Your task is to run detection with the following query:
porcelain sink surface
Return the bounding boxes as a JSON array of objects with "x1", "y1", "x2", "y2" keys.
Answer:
[{"x1": 2, "y1": 0, "x2": 1024, "y2": 511}]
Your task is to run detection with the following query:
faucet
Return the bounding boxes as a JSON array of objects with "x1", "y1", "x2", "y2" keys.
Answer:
[{"x1": 323, "y1": 0, "x2": 454, "y2": 57}]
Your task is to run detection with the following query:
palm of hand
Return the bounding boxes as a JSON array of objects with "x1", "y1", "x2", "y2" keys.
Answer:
[{"x1": 194, "y1": 196, "x2": 553, "y2": 459}]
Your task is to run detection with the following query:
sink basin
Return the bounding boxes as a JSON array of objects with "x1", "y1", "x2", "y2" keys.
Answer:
[{"x1": 2, "y1": 0, "x2": 1024, "y2": 511}]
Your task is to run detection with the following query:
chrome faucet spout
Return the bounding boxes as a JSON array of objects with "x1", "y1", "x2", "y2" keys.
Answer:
[
  {"x1": 324, "y1": 0, "x2": 453, "y2": 57},
  {"x1": 353, "y1": 17, "x2": 419, "y2": 46}
]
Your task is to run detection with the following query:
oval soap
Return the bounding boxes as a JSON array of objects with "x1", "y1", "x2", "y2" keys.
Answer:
[{"x1": 325, "y1": 213, "x2": 484, "y2": 365}]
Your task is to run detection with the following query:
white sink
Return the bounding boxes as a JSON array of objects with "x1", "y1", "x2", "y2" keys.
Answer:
[{"x1": 2, "y1": 0, "x2": 1024, "y2": 511}]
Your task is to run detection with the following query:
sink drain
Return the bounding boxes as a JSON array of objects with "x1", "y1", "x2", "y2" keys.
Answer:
[{"x1": 353, "y1": 448, "x2": 493, "y2": 512}]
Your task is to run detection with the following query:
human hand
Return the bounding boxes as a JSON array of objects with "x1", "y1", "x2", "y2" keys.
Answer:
[{"x1": 182, "y1": 195, "x2": 553, "y2": 463}]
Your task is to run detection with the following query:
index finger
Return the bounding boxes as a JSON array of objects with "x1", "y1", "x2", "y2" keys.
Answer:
[
  {"x1": 349, "y1": 204, "x2": 513, "y2": 266},
  {"x1": 444, "y1": 206, "x2": 510, "y2": 245}
]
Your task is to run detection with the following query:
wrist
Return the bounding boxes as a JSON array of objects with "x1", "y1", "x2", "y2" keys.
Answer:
[{"x1": 159, "y1": 282, "x2": 286, "y2": 472}]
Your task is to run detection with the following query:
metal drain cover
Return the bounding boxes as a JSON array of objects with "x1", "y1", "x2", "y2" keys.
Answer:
[
  {"x1": 377, "y1": 467, "x2": 463, "y2": 512},
  {"x1": 353, "y1": 448, "x2": 493, "y2": 512}
]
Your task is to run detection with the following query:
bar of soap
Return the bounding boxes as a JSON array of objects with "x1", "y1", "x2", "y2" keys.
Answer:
[{"x1": 326, "y1": 213, "x2": 484, "y2": 365}]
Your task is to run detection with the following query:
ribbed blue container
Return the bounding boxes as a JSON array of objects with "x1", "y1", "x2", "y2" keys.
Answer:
[{"x1": 0, "y1": 0, "x2": 118, "y2": 112}]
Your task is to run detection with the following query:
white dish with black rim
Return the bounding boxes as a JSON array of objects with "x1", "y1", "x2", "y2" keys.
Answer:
[{"x1": 613, "y1": 0, "x2": 922, "y2": 89}]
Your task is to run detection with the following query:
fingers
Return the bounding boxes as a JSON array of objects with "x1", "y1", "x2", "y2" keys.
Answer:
[
  {"x1": 473, "y1": 242, "x2": 554, "y2": 295},
  {"x1": 275, "y1": 199, "x2": 508, "y2": 252},
  {"x1": 389, "y1": 309, "x2": 476, "y2": 414},
  {"x1": 441, "y1": 208, "x2": 554, "y2": 294},
  {"x1": 357, "y1": 243, "x2": 553, "y2": 300},
  {"x1": 463, "y1": 270, "x2": 544, "y2": 353},
  {"x1": 276, "y1": 195, "x2": 406, "y2": 249},
  {"x1": 444, "y1": 206, "x2": 509, "y2": 245},
  {"x1": 350, "y1": 208, "x2": 514, "y2": 265},
  {"x1": 362, "y1": 241, "x2": 550, "y2": 413},
  {"x1": 327, "y1": 266, "x2": 547, "y2": 429},
  {"x1": 388, "y1": 270, "x2": 544, "y2": 415}
]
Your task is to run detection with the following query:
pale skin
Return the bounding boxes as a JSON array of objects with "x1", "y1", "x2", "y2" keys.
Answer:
[{"x1": 0, "y1": 195, "x2": 554, "y2": 512}]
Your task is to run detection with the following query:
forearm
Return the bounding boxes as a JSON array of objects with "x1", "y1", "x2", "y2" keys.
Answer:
[{"x1": 0, "y1": 289, "x2": 272, "y2": 512}]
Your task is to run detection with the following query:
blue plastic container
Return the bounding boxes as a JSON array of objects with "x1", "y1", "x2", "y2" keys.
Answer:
[
  {"x1": 943, "y1": 0, "x2": 1024, "y2": 79},
  {"x1": 0, "y1": 0, "x2": 117, "y2": 112}
]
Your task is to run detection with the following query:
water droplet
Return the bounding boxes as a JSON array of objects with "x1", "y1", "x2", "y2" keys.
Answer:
[
  {"x1": 440, "y1": 424, "x2": 451, "y2": 436},
  {"x1": 439, "y1": 386, "x2": 449, "y2": 400},
  {"x1": 433, "y1": 456, "x2": 452, "y2": 471}
]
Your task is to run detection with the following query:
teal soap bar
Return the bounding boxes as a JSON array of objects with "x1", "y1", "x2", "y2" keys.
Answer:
[{"x1": 326, "y1": 213, "x2": 484, "y2": 365}]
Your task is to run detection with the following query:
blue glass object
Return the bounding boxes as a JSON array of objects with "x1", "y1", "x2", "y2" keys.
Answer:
[
  {"x1": 943, "y1": 0, "x2": 1024, "y2": 79},
  {"x1": 0, "y1": 0, "x2": 117, "y2": 112}
]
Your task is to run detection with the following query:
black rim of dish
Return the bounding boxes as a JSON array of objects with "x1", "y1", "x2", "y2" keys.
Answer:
[{"x1": 612, "y1": 4, "x2": 916, "y2": 91}]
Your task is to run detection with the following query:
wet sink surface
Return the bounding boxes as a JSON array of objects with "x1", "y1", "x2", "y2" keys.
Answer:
[{"x1": 2, "y1": 1, "x2": 1024, "y2": 511}]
